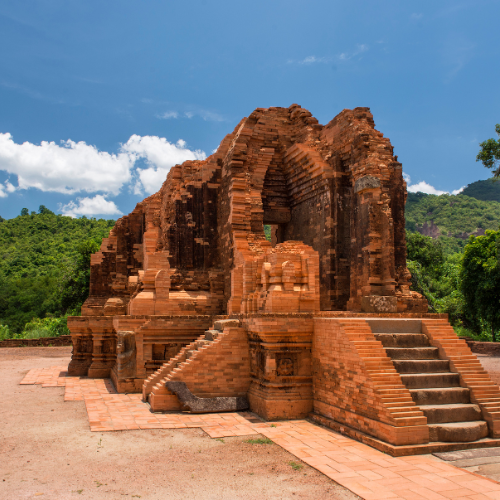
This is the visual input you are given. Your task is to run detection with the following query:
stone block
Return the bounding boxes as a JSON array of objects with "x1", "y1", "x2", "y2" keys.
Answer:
[{"x1": 166, "y1": 381, "x2": 249, "y2": 413}]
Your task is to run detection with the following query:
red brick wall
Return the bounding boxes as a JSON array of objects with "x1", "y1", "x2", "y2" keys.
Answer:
[{"x1": 0, "y1": 335, "x2": 72, "y2": 348}]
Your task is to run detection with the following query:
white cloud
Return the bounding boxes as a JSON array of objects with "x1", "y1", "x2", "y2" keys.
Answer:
[
  {"x1": 121, "y1": 135, "x2": 206, "y2": 194},
  {"x1": 294, "y1": 56, "x2": 332, "y2": 65},
  {"x1": 404, "y1": 173, "x2": 465, "y2": 196},
  {"x1": 59, "y1": 195, "x2": 123, "y2": 218},
  {"x1": 0, "y1": 133, "x2": 133, "y2": 195},
  {"x1": 452, "y1": 186, "x2": 465, "y2": 195},
  {"x1": 184, "y1": 109, "x2": 224, "y2": 121},
  {"x1": 143, "y1": 98, "x2": 226, "y2": 122},
  {"x1": 407, "y1": 181, "x2": 448, "y2": 196},
  {"x1": 156, "y1": 108, "x2": 225, "y2": 122},
  {"x1": 0, "y1": 133, "x2": 207, "y2": 197},
  {"x1": 157, "y1": 111, "x2": 179, "y2": 119},
  {"x1": 288, "y1": 44, "x2": 368, "y2": 65},
  {"x1": 196, "y1": 110, "x2": 225, "y2": 122},
  {"x1": 338, "y1": 44, "x2": 368, "y2": 61},
  {"x1": 0, "y1": 180, "x2": 15, "y2": 197},
  {"x1": 411, "y1": 13, "x2": 423, "y2": 20}
]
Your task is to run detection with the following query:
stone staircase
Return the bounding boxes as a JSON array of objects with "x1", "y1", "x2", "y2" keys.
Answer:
[
  {"x1": 142, "y1": 335, "x2": 211, "y2": 402},
  {"x1": 143, "y1": 319, "x2": 239, "y2": 411},
  {"x1": 371, "y1": 321, "x2": 489, "y2": 443}
]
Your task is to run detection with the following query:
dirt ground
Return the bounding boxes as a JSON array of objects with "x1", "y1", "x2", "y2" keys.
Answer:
[
  {"x1": 476, "y1": 353, "x2": 500, "y2": 386},
  {"x1": 0, "y1": 347, "x2": 359, "y2": 500}
]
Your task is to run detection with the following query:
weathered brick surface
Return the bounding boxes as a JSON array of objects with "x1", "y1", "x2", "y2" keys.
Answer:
[
  {"x1": 72, "y1": 103, "x2": 423, "y2": 325},
  {"x1": 244, "y1": 314, "x2": 314, "y2": 420},
  {"x1": 232, "y1": 241, "x2": 320, "y2": 315},
  {"x1": 0, "y1": 336, "x2": 72, "y2": 348},
  {"x1": 67, "y1": 316, "x2": 115, "y2": 378}
]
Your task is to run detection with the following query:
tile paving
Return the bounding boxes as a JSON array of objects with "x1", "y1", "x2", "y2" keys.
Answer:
[{"x1": 20, "y1": 366, "x2": 500, "y2": 500}]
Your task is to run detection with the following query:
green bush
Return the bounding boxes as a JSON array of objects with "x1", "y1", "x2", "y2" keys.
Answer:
[
  {"x1": 406, "y1": 232, "x2": 444, "y2": 277},
  {"x1": 407, "y1": 228, "x2": 500, "y2": 341},
  {"x1": 460, "y1": 230, "x2": 500, "y2": 340},
  {"x1": 406, "y1": 233, "x2": 465, "y2": 326},
  {"x1": 0, "y1": 323, "x2": 10, "y2": 341},
  {"x1": 20, "y1": 316, "x2": 70, "y2": 339}
]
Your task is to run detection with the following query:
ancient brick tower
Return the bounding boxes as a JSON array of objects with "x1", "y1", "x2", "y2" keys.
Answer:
[{"x1": 68, "y1": 105, "x2": 500, "y2": 454}]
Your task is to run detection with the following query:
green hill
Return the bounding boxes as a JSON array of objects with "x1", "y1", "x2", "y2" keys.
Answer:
[
  {"x1": 461, "y1": 179, "x2": 500, "y2": 203},
  {"x1": 406, "y1": 192, "x2": 500, "y2": 253},
  {"x1": 0, "y1": 208, "x2": 115, "y2": 333}
]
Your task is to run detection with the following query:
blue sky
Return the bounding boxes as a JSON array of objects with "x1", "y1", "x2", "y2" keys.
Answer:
[{"x1": 0, "y1": 0, "x2": 499, "y2": 219}]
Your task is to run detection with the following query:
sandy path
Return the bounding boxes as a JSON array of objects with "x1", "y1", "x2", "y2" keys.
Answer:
[
  {"x1": 477, "y1": 354, "x2": 500, "y2": 386},
  {"x1": 0, "y1": 347, "x2": 358, "y2": 500}
]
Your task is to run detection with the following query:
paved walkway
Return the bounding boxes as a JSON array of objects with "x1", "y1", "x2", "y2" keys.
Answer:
[{"x1": 21, "y1": 366, "x2": 500, "y2": 500}]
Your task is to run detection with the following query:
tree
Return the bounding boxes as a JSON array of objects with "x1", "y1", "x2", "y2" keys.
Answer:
[
  {"x1": 38, "y1": 205, "x2": 54, "y2": 215},
  {"x1": 59, "y1": 239, "x2": 100, "y2": 314},
  {"x1": 477, "y1": 124, "x2": 500, "y2": 177},
  {"x1": 406, "y1": 232, "x2": 445, "y2": 313},
  {"x1": 460, "y1": 230, "x2": 500, "y2": 341},
  {"x1": 406, "y1": 231, "x2": 444, "y2": 278},
  {"x1": 20, "y1": 208, "x2": 29, "y2": 216}
]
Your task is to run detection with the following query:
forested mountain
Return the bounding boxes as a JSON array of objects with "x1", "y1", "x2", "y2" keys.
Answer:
[
  {"x1": 0, "y1": 207, "x2": 115, "y2": 334},
  {"x1": 462, "y1": 179, "x2": 500, "y2": 202},
  {"x1": 402, "y1": 188, "x2": 500, "y2": 340},
  {"x1": 406, "y1": 192, "x2": 500, "y2": 253}
]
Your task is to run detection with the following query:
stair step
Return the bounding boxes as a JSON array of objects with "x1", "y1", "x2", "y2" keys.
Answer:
[
  {"x1": 429, "y1": 421, "x2": 489, "y2": 442},
  {"x1": 419, "y1": 404, "x2": 482, "y2": 424},
  {"x1": 367, "y1": 319, "x2": 422, "y2": 334},
  {"x1": 374, "y1": 333, "x2": 430, "y2": 348},
  {"x1": 393, "y1": 360, "x2": 450, "y2": 373},
  {"x1": 385, "y1": 347, "x2": 439, "y2": 360},
  {"x1": 400, "y1": 372, "x2": 461, "y2": 389},
  {"x1": 410, "y1": 387, "x2": 470, "y2": 405}
]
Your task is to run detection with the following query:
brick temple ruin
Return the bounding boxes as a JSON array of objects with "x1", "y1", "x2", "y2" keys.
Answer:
[{"x1": 68, "y1": 105, "x2": 500, "y2": 453}]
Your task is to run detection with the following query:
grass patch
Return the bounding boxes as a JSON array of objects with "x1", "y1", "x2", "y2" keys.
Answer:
[
  {"x1": 245, "y1": 437, "x2": 273, "y2": 445},
  {"x1": 288, "y1": 461, "x2": 303, "y2": 471}
]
